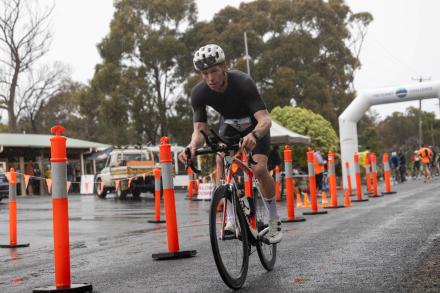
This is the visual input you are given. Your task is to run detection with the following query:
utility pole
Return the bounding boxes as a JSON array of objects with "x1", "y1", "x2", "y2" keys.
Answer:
[
  {"x1": 243, "y1": 32, "x2": 251, "y2": 76},
  {"x1": 411, "y1": 76, "x2": 431, "y2": 147}
]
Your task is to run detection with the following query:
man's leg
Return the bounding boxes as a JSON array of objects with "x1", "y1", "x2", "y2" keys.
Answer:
[{"x1": 252, "y1": 154, "x2": 282, "y2": 243}]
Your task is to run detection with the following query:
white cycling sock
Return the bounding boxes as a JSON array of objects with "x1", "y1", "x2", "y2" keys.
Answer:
[
  {"x1": 226, "y1": 199, "x2": 235, "y2": 222},
  {"x1": 264, "y1": 196, "x2": 279, "y2": 220}
]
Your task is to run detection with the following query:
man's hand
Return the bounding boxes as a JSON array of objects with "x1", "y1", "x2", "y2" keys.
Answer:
[
  {"x1": 178, "y1": 145, "x2": 196, "y2": 164},
  {"x1": 241, "y1": 132, "x2": 257, "y2": 151}
]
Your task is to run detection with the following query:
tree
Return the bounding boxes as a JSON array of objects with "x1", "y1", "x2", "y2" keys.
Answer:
[
  {"x1": 357, "y1": 109, "x2": 381, "y2": 153},
  {"x1": 183, "y1": 0, "x2": 373, "y2": 128},
  {"x1": 0, "y1": 0, "x2": 67, "y2": 132},
  {"x1": 271, "y1": 106, "x2": 339, "y2": 168},
  {"x1": 93, "y1": 0, "x2": 197, "y2": 145}
]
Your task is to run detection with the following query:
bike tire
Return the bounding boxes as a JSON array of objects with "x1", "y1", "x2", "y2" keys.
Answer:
[
  {"x1": 209, "y1": 185, "x2": 249, "y2": 289},
  {"x1": 254, "y1": 187, "x2": 277, "y2": 271}
]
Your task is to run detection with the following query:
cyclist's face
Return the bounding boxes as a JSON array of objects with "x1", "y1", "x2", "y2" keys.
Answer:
[{"x1": 201, "y1": 64, "x2": 227, "y2": 92}]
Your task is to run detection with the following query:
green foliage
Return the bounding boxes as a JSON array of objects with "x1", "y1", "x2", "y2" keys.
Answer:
[
  {"x1": 184, "y1": 0, "x2": 371, "y2": 128},
  {"x1": 270, "y1": 106, "x2": 339, "y2": 152},
  {"x1": 377, "y1": 106, "x2": 440, "y2": 152}
]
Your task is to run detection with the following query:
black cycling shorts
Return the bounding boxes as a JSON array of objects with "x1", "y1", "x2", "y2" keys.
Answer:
[{"x1": 218, "y1": 120, "x2": 270, "y2": 157}]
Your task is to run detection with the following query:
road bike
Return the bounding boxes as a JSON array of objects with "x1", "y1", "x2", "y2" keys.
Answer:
[{"x1": 185, "y1": 130, "x2": 277, "y2": 289}]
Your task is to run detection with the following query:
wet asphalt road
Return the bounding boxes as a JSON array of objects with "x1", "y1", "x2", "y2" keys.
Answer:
[{"x1": 1, "y1": 179, "x2": 440, "y2": 293}]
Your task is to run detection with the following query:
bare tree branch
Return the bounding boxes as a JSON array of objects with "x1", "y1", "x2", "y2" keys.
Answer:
[{"x1": 0, "y1": 0, "x2": 55, "y2": 131}]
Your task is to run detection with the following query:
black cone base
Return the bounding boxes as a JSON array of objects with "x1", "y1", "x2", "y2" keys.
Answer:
[
  {"x1": 382, "y1": 191, "x2": 397, "y2": 195},
  {"x1": 303, "y1": 210, "x2": 328, "y2": 215},
  {"x1": 152, "y1": 250, "x2": 197, "y2": 260},
  {"x1": 324, "y1": 205, "x2": 345, "y2": 209},
  {"x1": 0, "y1": 243, "x2": 30, "y2": 248},
  {"x1": 281, "y1": 216, "x2": 306, "y2": 223},
  {"x1": 369, "y1": 194, "x2": 384, "y2": 198},
  {"x1": 352, "y1": 198, "x2": 369, "y2": 202},
  {"x1": 191, "y1": 197, "x2": 203, "y2": 201},
  {"x1": 33, "y1": 283, "x2": 93, "y2": 293},
  {"x1": 148, "y1": 219, "x2": 166, "y2": 224}
]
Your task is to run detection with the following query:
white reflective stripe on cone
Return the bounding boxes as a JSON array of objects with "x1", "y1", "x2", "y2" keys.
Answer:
[
  {"x1": 9, "y1": 183, "x2": 16, "y2": 200},
  {"x1": 308, "y1": 162, "x2": 315, "y2": 176},
  {"x1": 285, "y1": 162, "x2": 293, "y2": 178},
  {"x1": 161, "y1": 163, "x2": 174, "y2": 190},
  {"x1": 51, "y1": 162, "x2": 67, "y2": 199},
  {"x1": 355, "y1": 162, "x2": 360, "y2": 173},
  {"x1": 155, "y1": 177, "x2": 161, "y2": 191},
  {"x1": 372, "y1": 163, "x2": 377, "y2": 173},
  {"x1": 328, "y1": 162, "x2": 335, "y2": 175},
  {"x1": 365, "y1": 164, "x2": 371, "y2": 174},
  {"x1": 383, "y1": 162, "x2": 390, "y2": 172}
]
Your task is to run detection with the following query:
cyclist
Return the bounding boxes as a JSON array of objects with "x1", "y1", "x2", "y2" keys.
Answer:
[
  {"x1": 418, "y1": 144, "x2": 432, "y2": 183},
  {"x1": 178, "y1": 44, "x2": 282, "y2": 244},
  {"x1": 390, "y1": 151, "x2": 400, "y2": 183}
]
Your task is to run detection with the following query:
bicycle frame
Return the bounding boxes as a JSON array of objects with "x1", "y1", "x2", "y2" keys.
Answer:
[{"x1": 220, "y1": 152, "x2": 269, "y2": 241}]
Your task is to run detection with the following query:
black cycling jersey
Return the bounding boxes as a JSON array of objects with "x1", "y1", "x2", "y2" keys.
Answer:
[
  {"x1": 191, "y1": 70, "x2": 266, "y2": 124},
  {"x1": 191, "y1": 69, "x2": 270, "y2": 155}
]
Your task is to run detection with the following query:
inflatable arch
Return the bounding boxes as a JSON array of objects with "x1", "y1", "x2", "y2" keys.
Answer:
[{"x1": 338, "y1": 81, "x2": 440, "y2": 188}]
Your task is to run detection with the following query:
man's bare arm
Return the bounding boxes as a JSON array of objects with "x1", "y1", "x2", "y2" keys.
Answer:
[
  {"x1": 252, "y1": 110, "x2": 272, "y2": 138},
  {"x1": 189, "y1": 122, "x2": 209, "y2": 149}
]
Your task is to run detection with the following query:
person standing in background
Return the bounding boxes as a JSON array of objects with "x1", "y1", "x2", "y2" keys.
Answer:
[
  {"x1": 313, "y1": 149, "x2": 325, "y2": 192},
  {"x1": 398, "y1": 151, "x2": 406, "y2": 183}
]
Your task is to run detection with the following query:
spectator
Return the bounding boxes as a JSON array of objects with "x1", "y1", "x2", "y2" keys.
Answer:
[
  {"x1": 390, "y1": 152, "x2": 400, "y2": 183},
  {"x1": 418, "y1": 144, "x2": 432, "y2": 183},
  {"x1": 398, "y1": 151, "x2": 406, "y2": 182},
  {"x1": 412, "y1": 150, "x2": 421, "y2": 179},
  {"x1": 313, "y1": 149, "x2": 325, "y2": 192}
]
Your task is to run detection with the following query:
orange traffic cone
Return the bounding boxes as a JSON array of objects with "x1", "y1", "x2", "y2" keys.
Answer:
[
  {"x1": 296, "y1": 193, "x2": 304, "y2": 208},
  {"x1": 344, "y1": 190, "x2": 352, "y2": 207},
  {"x1": 303, "y1": 193, "x2": 311, "y2": 208},
  {"x1": 321, "y1": 191, "x2": 329, "y2": 208}
]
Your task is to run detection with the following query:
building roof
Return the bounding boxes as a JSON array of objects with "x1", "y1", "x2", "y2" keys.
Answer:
[
  {"x1": 270, "y1": 121, "x2": 311, "y2": 145},
  {"x1": 0, "y1": 133, "x2": 110, "y2": 150}
]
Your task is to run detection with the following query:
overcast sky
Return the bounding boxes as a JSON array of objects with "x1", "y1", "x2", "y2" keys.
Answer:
[{"x1": 11, "y1": 0, "x2": 440, "y2": 123}]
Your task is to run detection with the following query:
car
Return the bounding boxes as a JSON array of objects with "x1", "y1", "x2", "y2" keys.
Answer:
[
  {"x1": 0, "y1": 172, "x2": 9, "y2": 201},
  {"x1": 95, "y1": 146, "x2": 158, "y2": 199}
]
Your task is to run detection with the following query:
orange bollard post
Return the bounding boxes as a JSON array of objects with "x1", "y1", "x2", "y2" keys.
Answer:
[
  {"x1": 364, "y1": 156, "x2": 373, "y2": 195},
  {"x1": 275, "y1": 165, "x2": 281, "y2": 201},
  {"x1": 343, "y1": 190, "x2": 353, "y2": 207},
  {"x1": 321, "y1": 191, "x2": 329, "y2": 208},
  {"x1": 352, "y1": 153, "x2": 369, "y2": 203},
  {"x1": 324, "y1": 150, "x2": 344, "y2": 209},
  {"x1": 0, "y1": 168, "x2": 30, "y2": 249},
  {"x1": 303, "y1": 193, "x2": 311, "y2": 208},
  {"x1": 34, "y1": 125, "x2": 92, "y2": 292},
  {"x1": 281, "y1": 145, "x2": 305, "y2": 223},
  {"x1": 148, "y1": 167, "x2": 166, "y2": 224},
  {"x1": 303, "y1": 148, "x2": 327, "y2": 216},
  {"x1": 296, "y1": 193, "x2": 304, "y2": 208},
  {"x1": 186, "y1": 167, "x2": 194, "y2": 200},
  {"x1": 345, "y1": 162, "x2": 354, "y2": 196},
  {"x1": 191, "y1": 174, "x2": 202, "y2": 202},
  {"x1": 382, "y1": 153, "x2": 396, "y2": 195},
  {"x1": 152, "y1": 137, "x2": 197, "y2": 260},
  {"x1": 369, "y1": 153, "x2": 383, "y2": 198}
]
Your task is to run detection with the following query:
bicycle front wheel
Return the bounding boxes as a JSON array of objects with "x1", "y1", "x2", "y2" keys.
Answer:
[
  {"x1": 209, "y1": 185, "x2": 249, "y2": 289},
  {"x1": 254, "y1": 187, "x2": 277, "y2": 271}
]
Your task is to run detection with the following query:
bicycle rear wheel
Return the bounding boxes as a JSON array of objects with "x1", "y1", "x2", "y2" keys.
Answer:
[
  {"x1": 209, "y1": 185, "x2": 249, "y2": 289},
  {"x1": 254, "y1": 187, "x2": 277, "y2": 271}
]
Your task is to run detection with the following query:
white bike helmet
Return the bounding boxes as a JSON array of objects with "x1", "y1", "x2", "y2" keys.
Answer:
[{"x1": 193, "y1": 44, "x2": 225, "y2": 71}]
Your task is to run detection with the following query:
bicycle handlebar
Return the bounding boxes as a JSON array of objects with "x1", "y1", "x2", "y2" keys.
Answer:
[{"x1": 184, "y1": 129, "x2": 257, "y2": 174}]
